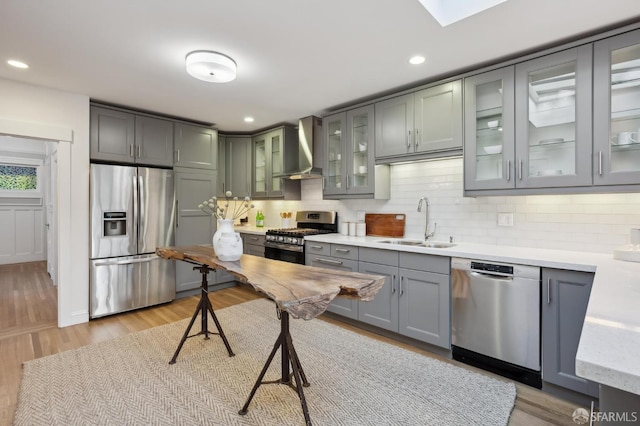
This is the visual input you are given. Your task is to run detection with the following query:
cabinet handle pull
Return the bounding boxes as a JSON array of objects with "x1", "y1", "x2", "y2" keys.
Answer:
[
  {"x1": 335, "y1": 248, "x2": 350, "y2": 253},
  {"x1": 506, "y1": 160, "x2": 511, "y2": 181},
  {"x1": 176, "y1": 149, "x2": 180, "y2": 163},
  {"x1": 547, "y1": 278, "x2": 551, "y2": 304},
  {"x1": 407, "y1": 130, "x2": 412, "y2": 150},
  {"x1": 399, "y1": 276, "x2": 404, "y2": 296},
  {"x1": 175, "y1": 200, "x2": 179, "y2": 228},
  {"x1": 518, "y1": 158, "x2": 523, "y2": 180},
  {"x1": 310, "y1": 245, "x2": 323, "y2": 250},
  {"x1": 598, "y1": 151, "x2": 603, "y2": 176},
  {"x1": 250, "y1": 237, "x2": 259, "y2": 241},
  {"x1": 346, "y1": 174, "x2": 350, "y2": 189},
  {"x1": 137, "y1": 145, "x2": 142, "y2": 158},
  {"x1": 391, "y1": 274, "x2": 396, "y2": 294},
  {"x1": 315, "y1": 257, "x2": 343, "y2": 266},
  {"x1": 415, "y1": 129, "x2": 419, "y2": 148},
  {"x1": 130, "y1": 144, "x2": 134, "y2": 158},
  {"x1": 322, "y1": 176, "x2": 325, "y2": 190}
]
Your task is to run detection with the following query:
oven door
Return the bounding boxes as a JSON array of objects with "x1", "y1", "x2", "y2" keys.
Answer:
[{"x1": 264, "y1": 243, "x2": 304, "y2": 264}]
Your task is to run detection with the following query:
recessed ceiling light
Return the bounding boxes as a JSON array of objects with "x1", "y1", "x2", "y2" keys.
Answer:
[
  {"x1": 409, "y1": 56, "x2": 426, "y2": 65},
  {"x1": 7, "y1": 59, "x2": 29, "y2": 69},
  {"x1": 244, "y1": 117, "x2": 254, "y2": 123},
  {"x1": 417, "y1": 0, "x2": 509, "y2": 26},
  {"x1": 185, "y1": 50, "x2": 236, "y2": 83}
]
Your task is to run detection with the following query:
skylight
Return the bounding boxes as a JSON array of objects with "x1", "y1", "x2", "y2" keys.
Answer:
[{"x1": 417, "y1": 0, "x2": 509, "y2": 27}]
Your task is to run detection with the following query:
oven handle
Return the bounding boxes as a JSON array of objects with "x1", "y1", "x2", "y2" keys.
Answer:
[
  {"x1": 313, "y1": 257, "x2": 343, "y2": 266},
  {"x1": 264, "y1": 242, "x2": 304, "y2": 252}
]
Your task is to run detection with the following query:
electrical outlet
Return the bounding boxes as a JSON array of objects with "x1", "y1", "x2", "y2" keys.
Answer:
[
  {"x1": 497, "y1": 213, "x2": 514, "y2": 227},
  {"x1": 356, "y1": 210, "x2": 365, "y2": 221}
]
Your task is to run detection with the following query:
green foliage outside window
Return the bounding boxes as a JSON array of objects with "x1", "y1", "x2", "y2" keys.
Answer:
[{"x1": 0, "y1": 165, "x2": 38, "y2": 190}]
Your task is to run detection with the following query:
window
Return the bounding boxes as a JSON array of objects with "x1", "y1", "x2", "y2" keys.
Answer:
[
  {"x1": 0, "y1": 164, "x2": 38, "y2": 190},
  {"x1": 0, "y1": 156, "x2": 43, "y2": 198}
]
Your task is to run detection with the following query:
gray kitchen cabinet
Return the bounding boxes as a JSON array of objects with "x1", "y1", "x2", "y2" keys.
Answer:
[
  {"x1": 542, "y1": 268, "x2": 599, "y2": 397},
  {"x1": 465, "y1": 46, "x2": 593, "y2": 194},
  {"x1": 251, "y1": 127, "x2": 300, "y2": 199},
  {"x1": 514, "y1": 45, "x2": 593, "y2": 189},
  {"x1": 226, "y1": 135, "x2": 252, "y2": 198},
  {"x1": 242, "y1": 233, "x2": 265, "y2": 257},
  {"x1": 134, "y1": 115, "x2": 174, "y2": 167},
  {"x1": 175, "y1": 170, "x2": 224, "y2": 292},
  {"x1": 375, "y1": 80, "x2": 462, "y2": 162},
  {"x1": 593, "y1": 28, "x2": 640, "y2": 186},
  {"x1": 358, "y1": 248, "x2": 450, "y2": 348},
  {"x1": 464, "y1": 66, "x2": 516, "y2": 191},
  {"x1": 358, "y1": 249, "x2": 399, "y2": 332},
  {"x1": 90, "y1": 106, "x2": 175, "y2": 167},
  {"x1": 324, "y1": 106, "x2": 389, "y2": 199},
  {"x1": 90, "y1": 106, "x2": 136, "y2": 163},
  {"x1": 174, "y1": 123, "x2": 218, "y2": 170},
  {"x1": 305, "y1": 241, "x2": 359, "y2": 319},
  {"x1": 398, "y1": 252, "x2": 450, "y2": 348}
]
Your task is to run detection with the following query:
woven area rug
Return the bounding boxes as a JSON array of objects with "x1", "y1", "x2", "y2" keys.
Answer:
[{"x1": 15, "y1": 299, "x2": 516, "y2": 425}]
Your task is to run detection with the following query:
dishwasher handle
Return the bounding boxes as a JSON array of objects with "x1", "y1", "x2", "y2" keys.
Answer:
[{"x1": 469, "y1": 270, "x2": 514, "y2": 280}]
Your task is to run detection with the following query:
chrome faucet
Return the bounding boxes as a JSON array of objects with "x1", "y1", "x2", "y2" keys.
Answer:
[{"x1": 417, "y1": 196, "x2": 436, "y2": 240}]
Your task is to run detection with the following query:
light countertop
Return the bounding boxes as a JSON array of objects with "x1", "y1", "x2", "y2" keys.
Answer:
[
  {"x1": 234, "y1": 225, "x2": 270, "y2": 235},
  {"x1": 304, "y1": 233, "x2": 640, "y2": 396}
]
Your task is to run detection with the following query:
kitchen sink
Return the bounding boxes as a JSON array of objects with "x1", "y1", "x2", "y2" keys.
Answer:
[
  {"x1": 376, "y1": 239, "x2": 424, "y2": 246},
  {"x1": 377, "y1": 239, "x2": 456, "y2": 248}
]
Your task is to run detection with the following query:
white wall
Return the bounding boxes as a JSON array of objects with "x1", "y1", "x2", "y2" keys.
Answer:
[
  {"x1": 255, "y1": 157, "x2": 640, "y2": 255},
  {"x1": 0, "y1": 78, "x2": 90, "y2": 327},
  {"x1": 0, "y1": 206, "x2": 45, "y2": 264}
]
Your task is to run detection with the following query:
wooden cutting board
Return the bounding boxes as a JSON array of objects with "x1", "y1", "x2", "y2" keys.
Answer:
[{"x1": 365, "y1": 213, "x2": 406, "y2": 237}]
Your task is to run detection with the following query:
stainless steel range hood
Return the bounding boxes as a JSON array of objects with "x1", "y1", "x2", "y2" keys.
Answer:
[{"x1": 285, "y1": 116, "x2": 323, "y2": 180}]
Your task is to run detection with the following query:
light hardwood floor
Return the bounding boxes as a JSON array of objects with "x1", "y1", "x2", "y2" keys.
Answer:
[{"x1": 1, "y1": 261, "x2": 583, "y2": 425}]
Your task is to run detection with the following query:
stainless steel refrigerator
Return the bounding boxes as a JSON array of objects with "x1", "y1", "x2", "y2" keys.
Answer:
[{"x1": 90, "y1": 163, "x2": 176, "y2": 318}]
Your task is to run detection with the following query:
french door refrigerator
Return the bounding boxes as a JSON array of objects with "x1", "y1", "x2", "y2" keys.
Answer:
[{"x1": 90, "y1": 163, "x2": 176, "y2": 318}]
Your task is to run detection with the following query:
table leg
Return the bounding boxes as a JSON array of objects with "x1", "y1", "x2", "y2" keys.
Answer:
[
  {"x1": 238, "y1": 310, "x2": 312, "y2": 426},
  {"x1": 169, "y1": 265, "x2": 234, "y2": 364}
]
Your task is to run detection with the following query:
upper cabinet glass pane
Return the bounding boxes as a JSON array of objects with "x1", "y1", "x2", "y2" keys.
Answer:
[
  {"x1": 526, "y1": 60, "x2": 577, "y2": 178},
  {"x1": 609, "y1": 43, "x2": 640, "y2": 173},
  {"x1": 474, "y1": 79, "x2": 504, "y2": 181},
  {"x1": 254, "y1": 140, "x2": 266, "y2": 193},
  {"x1": 351, "y1": 112, "x2": 369, "y2": 188},
  {"x1": 327, "y1": 117, "x2": 343, "y2": 190}
]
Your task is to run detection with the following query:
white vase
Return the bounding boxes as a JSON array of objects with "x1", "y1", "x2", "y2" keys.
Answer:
[{"x1": 212, "y1": 219, "x2": 243, "y2": 261}]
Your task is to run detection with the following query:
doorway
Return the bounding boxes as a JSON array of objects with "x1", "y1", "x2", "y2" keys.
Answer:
[{"x1": 0, "y1": 135, "x2": 59, "y2": 320}]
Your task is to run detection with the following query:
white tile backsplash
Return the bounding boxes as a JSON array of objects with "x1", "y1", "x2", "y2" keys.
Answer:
[{"x1": 255, "y1": 157, "x2": 639, "y2": 254}]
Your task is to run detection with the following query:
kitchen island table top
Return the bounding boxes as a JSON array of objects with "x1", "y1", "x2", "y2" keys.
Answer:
[{"x1": 156, "y1": 245, "x2": 385, "y2": 320}]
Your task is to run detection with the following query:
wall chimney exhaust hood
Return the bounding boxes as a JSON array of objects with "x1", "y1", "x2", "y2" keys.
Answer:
[{"x1": 285, "y1": 116, "x2": 324, "y2": 180}]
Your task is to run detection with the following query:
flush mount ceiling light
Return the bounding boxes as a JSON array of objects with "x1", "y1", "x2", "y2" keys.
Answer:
[
  {"x1": 7, "y1": 59, "x2": 29, "y2": 69},
  {"x1": 185, "y1": 50, "x2": 236, "y2": 83},
  {"x1": 417, "y1": 0, "x2": 509, "y2": 27},
  {"x1": 244, "y1": 116, "x2": 254, "y2": 123},
  {"x1": 409, "y1": 56, "x2": 426, "y2": 65}
]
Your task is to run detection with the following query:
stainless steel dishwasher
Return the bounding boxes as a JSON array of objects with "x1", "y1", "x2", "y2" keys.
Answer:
[{"x1": 451, "y1": 258, "x2": 542, "y2": 388}]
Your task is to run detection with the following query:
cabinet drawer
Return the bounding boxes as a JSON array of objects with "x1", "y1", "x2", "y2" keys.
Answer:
[
  {"x1": 305, "y1": 241, "x2": 330, "y2": 255},
  {"x1": 307, "y1": 256, "x2": 358, "y2": 272},
  {"x1": 243, "y1": 234, "x2": 265, "y2": 246},
  {"x1": 331, "y1": 244, "x2": 358, "y2": 260},
  {"x1": 359, "y1": 247, "x2": 399, "y2": 266},
  {"x1": 399, "y1": 252, "x2": 449, "y2": 274}
]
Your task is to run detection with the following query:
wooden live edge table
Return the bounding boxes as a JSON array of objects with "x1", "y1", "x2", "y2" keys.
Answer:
[{"x1": 156, "y1": 245, "x2": 385, "y2": 426}]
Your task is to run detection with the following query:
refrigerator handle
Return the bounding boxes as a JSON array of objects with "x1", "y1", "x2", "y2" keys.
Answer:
[
  {"x1": 94, "y1": 255, "x2": 159, "y2": 266},
  {"x1": 138, "y1": 175, "x2": 145, "y2": 247},
  {"x1": 175, "y1": 199, "x2": 179, "y2": 228},
  {"x1": 132, "y1": 175, "x2": 139, "y2": 244}
]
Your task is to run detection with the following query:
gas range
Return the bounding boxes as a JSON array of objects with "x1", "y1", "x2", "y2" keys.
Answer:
[{"x1": 264, "y1": 211, "x2": 337, "y2": 263}]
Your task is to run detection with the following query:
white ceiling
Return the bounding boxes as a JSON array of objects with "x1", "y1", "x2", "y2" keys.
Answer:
[{"x1": 1, "y1": 0, "x2": 639, "y2": 132}]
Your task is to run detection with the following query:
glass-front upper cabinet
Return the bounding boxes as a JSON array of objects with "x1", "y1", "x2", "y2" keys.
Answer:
[
  {"x1": 251, "y1": 133, "x2": 267, "y2": 198},
  {"x1": 346, "y1": 105, "x2": 374, "y2": 195},
  {"x1": 269, "y1": 130, "x2": 282, "y2": 195},
  {"x1": 515, "y1": 46, "x2": 593, "y2": 188},
  {"x1": 323, "y1": 112, "x2": 346, "y2": 195},
  {"x1": 464, "y1": 66, "x2": 515, "y2": 191},
  {"x1": 594, "y1": 29, "x2": 640, "y2": 185}
]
